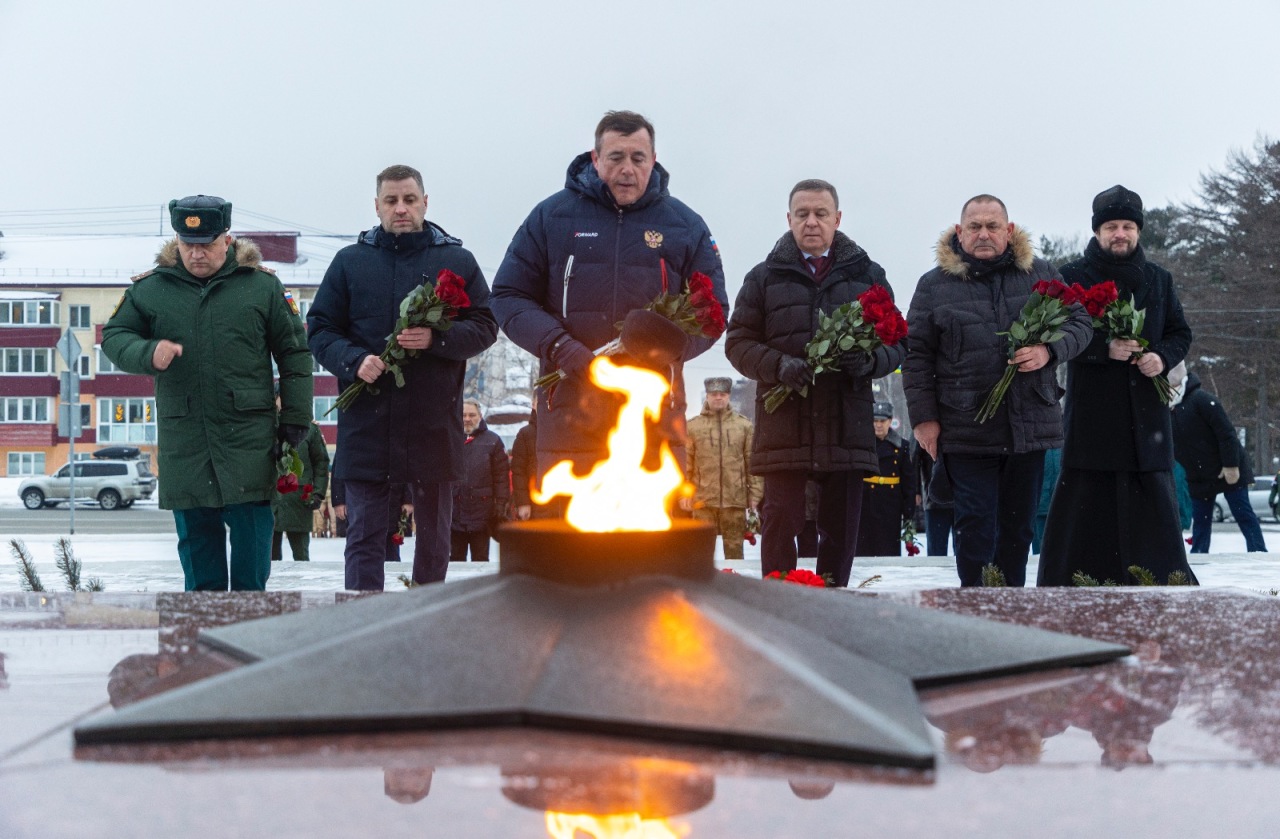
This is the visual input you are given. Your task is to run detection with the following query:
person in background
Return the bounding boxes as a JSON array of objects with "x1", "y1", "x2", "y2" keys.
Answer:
[
  {"x1": 1170, "y1": 362, "x2": 1268, "y2": 553},
  {"x1": 856, "y1": 402, "x2": 916, "y2": 557},
  {"x1": 1031, "y1": 447, "x2": 1061, "y2": 554},
  {"x1": 914, "y1": 447, "x2": 954, "y2": 556},
  {"x1": 271, "y1": 395, "x2": 330, "y2": 562},
  {"x1": 102, "y1": 195, "x2": 312, "y2": 591},
  {"x1": 510, "y1": 406, "x2": 540, "y2": 521},
  {"x1": 450, "y1": 400, "x2": 510, "y2": 562},
  {"x1": 683, "y1": 377, "x2": 762, "y2": 560}
]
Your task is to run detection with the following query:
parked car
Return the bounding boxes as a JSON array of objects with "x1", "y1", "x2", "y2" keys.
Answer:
[
  {"x1": 1213, "y1": 475, "x2": 1278, "y2": 523},
  {"x1": 18, "y1": 459, "x2": 156, "y2": 510}
]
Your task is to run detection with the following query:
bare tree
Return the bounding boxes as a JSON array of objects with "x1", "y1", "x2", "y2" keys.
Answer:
[{"x1": 1156, "y1": 137, "x2": 1280, "y2": 474}]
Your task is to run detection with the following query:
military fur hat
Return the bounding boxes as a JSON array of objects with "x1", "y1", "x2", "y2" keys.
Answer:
[
  {"x1": 704, "y1": 376, "x2": 733, "y2": 394},
  {"x1": 872, "y1": 401, "x2": 894, "y2": 419},
  {"x1": 169, "y1": 195, "x2": 232, "y2": 243},
  {"x1": 1091, "y1": 185, "x2": 1143, "y2": 231}
]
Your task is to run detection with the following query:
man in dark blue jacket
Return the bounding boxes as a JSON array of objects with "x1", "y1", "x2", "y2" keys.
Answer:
[
  {"x1": 308, "y1": 165, "x2": 497, "y2": 590},
  {"x1": 491, "y1": 110, "x2": 728, "y2": 487}
]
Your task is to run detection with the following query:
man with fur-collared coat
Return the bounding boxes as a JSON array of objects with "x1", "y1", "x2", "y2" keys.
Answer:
[
  {"x1": 903, "y1": 195, "x2": 1091, "y2": 587},
  {"x1": 103, "y1": 195, "x2": 313, "y2": 592},
  {"x1": 726, "y1": 179, "x2": 905, "y2": 588}
]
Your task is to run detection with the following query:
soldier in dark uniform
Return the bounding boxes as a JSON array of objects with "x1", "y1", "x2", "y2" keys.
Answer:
[{"x1": 856, "y1": 402, "x2": 916, "y2": 557}]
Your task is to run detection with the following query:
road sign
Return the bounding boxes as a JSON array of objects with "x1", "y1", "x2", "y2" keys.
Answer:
[
  {"x1": 56, "y1": 329, "x2": 82, "y2": 366},
  {"x1": 58, "y1": 403, "x2": 83, "y2": 438},
  {"x1": 60, "y1": 370, "x2": 80, "y2": 402}
]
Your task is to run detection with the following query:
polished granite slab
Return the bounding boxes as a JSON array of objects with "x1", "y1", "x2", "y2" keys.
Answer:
[{"x1": 2, "y1": 587, "x2": 1279, "y2": 837}]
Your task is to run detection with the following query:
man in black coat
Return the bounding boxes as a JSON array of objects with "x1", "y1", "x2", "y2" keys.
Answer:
[
  {"x1": 1038, "y1": 186, "x2": 1198, "y2": 586},
  {"x1": 856, "y1": 402, "x2": 916, "y2": 557},
  {"x1": 904, "y1": 195, "x2": 1092, "y2": 587},
  {"x1": 726, "y1": 179, "x2": 905, "y2": 587},
  {"x1": 1171, "y1": 365, "x2": 1267, "y2": 553},
  {"x1": 450, "y1": 400, "x2": 510, "y2": 562},
  {"x1": 308, "y1": 164, "x2": 498, "y2": 590}
]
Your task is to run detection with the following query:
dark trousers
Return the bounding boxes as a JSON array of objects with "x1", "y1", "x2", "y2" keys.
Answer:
[
  {"x1": 271, "y1": 530, "x2": 310, "y2": 562},
  {"x1": 944, "y1": 451, "x2": 1044, "y2": 587},
  {"x1": 450, "y1": 528, "x2": 491, "y2": 562},
  {"x1": 173, "y1": 502, "x2": 273, "y2": 591},
  {"x1": 1191, "y1": 489, "x2": 1268, "y2": 552},
  {"x1": 761, "y1": 470, "x2": 864, "y2": 588},
  {"x1": 925, "y1": 506, "x2": 954, "y2": 556},
  {"x1": 344, "y1": 480, "x2": 451, "y2": 590}
]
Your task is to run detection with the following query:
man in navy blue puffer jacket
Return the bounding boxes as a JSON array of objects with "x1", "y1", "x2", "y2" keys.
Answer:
[{"x1": 491, "y1": 111, "x2": 728, "y2": 484}]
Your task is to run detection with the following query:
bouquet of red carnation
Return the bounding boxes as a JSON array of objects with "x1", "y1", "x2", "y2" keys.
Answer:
[
  {"x1": 976, "y1": 279, "x2": 1074, "y2": 423},
  {"x1": 1065, "y1": 281, "x2": 1174, "y2": 404},
  {"x1": 535, "y1": 271, "x2": 725, "y2": 390},
  {"x1": 276, "y1": 443, "x2": 303, "y2": 494},
  {"x1": 765, "y1": 568, "x2": 832, "y2": 587},
  {"x1": 391, "y1": 509, "x2": 412, "y2": 546},
  {"x1": 743, "y1": 507, "x2": 761, "y2": 547},
  {"x1": 900, "y1": 517, "x2": 921, "y2": 557},
  {"x1": 762, "y1": 285, "x2": 907, "y2": 414},
  {"x1": 327, "y1": 269, "x2": 471, "y2": 415}
]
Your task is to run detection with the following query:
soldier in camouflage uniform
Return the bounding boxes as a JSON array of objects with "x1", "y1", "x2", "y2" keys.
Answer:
[{"x1": 683, "y1": 377, "x2": 763, "y2": 559}]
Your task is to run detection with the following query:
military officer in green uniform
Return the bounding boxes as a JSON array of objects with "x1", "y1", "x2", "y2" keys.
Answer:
[
  {"x1": 103, "y1": 195, "x2": 313, "y2": 590},
  {"x1": 271, "y1": 397, "x2": 330, "y2": 562}
]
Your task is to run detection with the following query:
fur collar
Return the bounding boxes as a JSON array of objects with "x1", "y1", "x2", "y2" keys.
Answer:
[
  {"x1": 155, "y1": 237, "x2": 263, "y2": 271},
  {"x1": 934, "y1": 226, "x2": 1034, "y2": 278}
]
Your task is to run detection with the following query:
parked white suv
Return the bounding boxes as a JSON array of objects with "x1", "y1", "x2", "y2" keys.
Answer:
[{"x1": 18, "y1": 458, "x2": 156, "y2": 510}]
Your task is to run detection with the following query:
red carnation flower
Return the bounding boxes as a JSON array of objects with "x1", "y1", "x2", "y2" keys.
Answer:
[
  {"x1": 277, "y1": 474, "x2": 299, "y2": 494},
  {"x1": 785, "y1": 568, "x2": 828, "y2": 587},
  {"x1": 391, "y1": 533, "x2": 405, "y2": 546},
  {"x1": 905, "y1": 542, "x2": 921, "y2": 557},
  {"x1": 1032, "y1": 279, "x2": 1071, "y2": 300},
  {"x1": 434, "y1": 269, "x2": 471, "y2": 309}
]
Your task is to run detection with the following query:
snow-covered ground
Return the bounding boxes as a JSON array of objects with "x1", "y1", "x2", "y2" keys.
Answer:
[{"x1": 3, "y1": 477, "x2": 1278, "y2": 593}]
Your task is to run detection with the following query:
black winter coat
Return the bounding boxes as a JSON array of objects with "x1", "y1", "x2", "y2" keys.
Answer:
[
  {"x1": 490, "y1": 152, "x2": 728, "y2": 472},
  {"x1": 726, "y1": 231, "x2": 904, "y2": 474},
  {"x1": 1060, "y1": 241, "x2": 1192, "y2": 472},
  {"x1": 903, "y1": 229, "x2": 1092, "y2": 455},
  {"x1": 1172, "y1": 373, "x2": 1253, "y2": 500},
  {"x1": 308, "y1": 223, "x2": 498, "y2": 484},
  {"x1": 451, "y1": 420, "x2": 510, "y2": 531},
  {"x1": 857, "y1": 433, "x2": 917, "y2": 556},
  {"x1": 510, "y1": 416, "x2": 537, "y2": 508}
]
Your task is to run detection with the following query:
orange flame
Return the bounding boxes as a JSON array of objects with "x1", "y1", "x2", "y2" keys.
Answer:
[
  {"x1": 533, "y1": 357, "x2": 686, "y2": 531},
  {"x1": 544, "y1": 812, "x2": 682, "y2": 839}
]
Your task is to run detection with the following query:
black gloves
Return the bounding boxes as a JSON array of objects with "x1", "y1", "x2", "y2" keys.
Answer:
[
  {"x1": 777, "y1": 356, "x2": 812, "y2": 391},
  {"x1": 839, "y1": 351, "x2": 877, "y2": 379},
  {"x1": 307, "y1": 494, "x2": 325, "y2": 511},
  {"x1": 279, "y1": 423, "x2": 309, "y2": 449},
  {"x1": 552, "y1": 337, "x2": 594, "y2": 379}
]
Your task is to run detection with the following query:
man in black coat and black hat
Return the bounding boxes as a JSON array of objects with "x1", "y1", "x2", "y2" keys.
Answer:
[
  {"x1": 1037, "y1": 186, "x2": 1198, "y2": 586},
  {"x1": 1170, "y1": 363, "x2": 1268, "y2": 553}
]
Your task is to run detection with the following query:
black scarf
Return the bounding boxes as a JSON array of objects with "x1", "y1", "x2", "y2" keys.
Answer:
[
  {"x1": 952, "y1": 234, "x2": 1014, "y2": 279},
  {"x1": 1084, "y1": 237, "x2": 1147, "y2": 296}
]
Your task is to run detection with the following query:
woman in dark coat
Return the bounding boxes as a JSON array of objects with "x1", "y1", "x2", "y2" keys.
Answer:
[{"x1": 1038, "y1": 186, "x2": 1197, "y2": 586}]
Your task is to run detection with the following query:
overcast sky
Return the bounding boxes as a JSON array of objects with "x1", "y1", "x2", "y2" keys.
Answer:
[{"x1": 3, "y1": 0, "x2": 1278, "y2": 385}]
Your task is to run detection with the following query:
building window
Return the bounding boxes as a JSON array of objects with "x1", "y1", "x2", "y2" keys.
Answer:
[
  {"x1": 314, "y1": 396, "x2": 337, "y2": 424},
  {"x1": 79, "y1": 403, "x2": 92, "y2": 427},
  {"x1": 312, "y1": 356, "x2": 333, "y2": 376},
  {"x1": 69, "y1": 305, "x2": 92, "y2": 328},
  {"x1": 98, "y1": 397, "x2": 157, "y2": 443},
  {"x1": 2, "y1": 348, "x2": 53, "y2": 374},
  {"x1": 78, "y1": 354, "x2": 91, "y2": 376},
  {"x1": 6, "y1": 451, "x2": 46, "y2": 476},
  {"x1": 96, "y1": 347, "x2": 122, "y2": 374},
  {"x1": 0, "y1": 300, "x2": 59, "y2": 325},
  {"x1": 1, "y1": 397, "x2": 51, "y2": 423}
]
